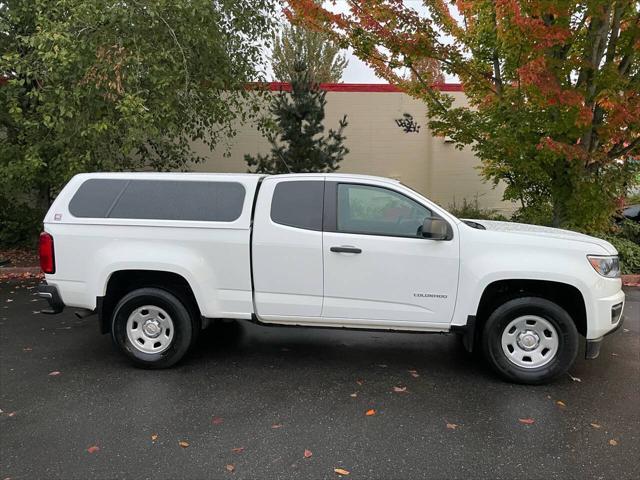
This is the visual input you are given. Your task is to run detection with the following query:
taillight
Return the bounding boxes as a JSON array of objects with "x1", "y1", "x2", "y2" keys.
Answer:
[{"x1": 39, "y1": 232, "x2": 55, "y2": 274}]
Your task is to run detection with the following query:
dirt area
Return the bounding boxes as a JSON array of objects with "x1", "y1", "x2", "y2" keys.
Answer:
[{"x1": 0, "y1": 248, "x2": 39, "y2": 268}]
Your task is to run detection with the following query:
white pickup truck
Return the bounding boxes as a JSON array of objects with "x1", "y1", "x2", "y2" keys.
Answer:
[{"x1": 37, "y1": 172, "x2": 625, "y2": 384}]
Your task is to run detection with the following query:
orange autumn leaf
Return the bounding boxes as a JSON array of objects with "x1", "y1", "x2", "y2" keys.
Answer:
[
  {"x1": 446, "y1": 423, "x2": 458, "y2": 430},
  {"x1": 334, "y1": 468, "x2": 350, "y2": 476},
  {"x1": 151, "y1": 434, "x2": 158, "y2": 441},
  {"x1": 556, "y1": 400, "x2": 566, "y2": 407},
  {"x1": 365, "y1": 409, "x2": 376, "y2": 416},
  {"x1": 518, "y1": 418, "x2": 535, "y2": 425},
  {"x1": 178, "y1": 441, "x2": 190, "y2": 448},
  {"x1": 87, "y1": 445, "x2": 99, "y2": 454},
  {"x1": 304, "y1": 449, "x2": 313, "y2": 458},
  {"x1": 226, "y1": 464, "x2": 236, "y2": 472},
  {"x1": 609, "y1": 439, "x2": 618, "y2": 446}
]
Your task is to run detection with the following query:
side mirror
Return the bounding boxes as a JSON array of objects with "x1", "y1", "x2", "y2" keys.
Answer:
[{"x1": 422, "y1": 217, "x2": 451, "y2": 240}]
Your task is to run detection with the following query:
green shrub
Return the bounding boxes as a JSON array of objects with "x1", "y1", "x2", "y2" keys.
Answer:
[
  {"x1": 619, "y1": 218, "x2": 640, "y2": 244},
  {"x1": 0, "y1": 196, "x2": 42, "y2": 248},
  {"x1": 448, "y1": 197, "x2": 508, "y2": 221},
  {"x1": 598, "y1": 232, "x2": 640, "y2": 275},
  {"x1": 511, "y1": 203, "x2": 553, "y2": 227}
]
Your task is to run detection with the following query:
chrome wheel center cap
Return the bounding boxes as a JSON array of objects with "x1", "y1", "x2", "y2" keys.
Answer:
[
  {"x1": 143, "y1": 319, "x2": 162, "y2": 338},
  {"x1": 517, "y1": 330, "x2": 540, "y2": 351}
]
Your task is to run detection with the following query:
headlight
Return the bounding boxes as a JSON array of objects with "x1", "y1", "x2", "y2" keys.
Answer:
[{"x1": 587, "y1": 255, "x2": 620, "y2": 278}]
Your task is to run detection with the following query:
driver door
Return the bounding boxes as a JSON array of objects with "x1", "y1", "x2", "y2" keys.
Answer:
[{"x1": 321, "y1": 181, "x2": 459, "y2": 329}]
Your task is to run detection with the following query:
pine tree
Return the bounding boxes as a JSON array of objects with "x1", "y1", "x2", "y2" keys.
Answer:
[
  {"x1": 245, "y1": 63, "x2": 349, "y2": 174},
  {"x1": 272, "y1": 23, "x2": 348, "y2": 83}
]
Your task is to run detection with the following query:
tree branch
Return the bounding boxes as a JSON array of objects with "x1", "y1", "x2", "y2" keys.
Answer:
[{"x1": 608, "y1": 137, "x2": 640, "y2": 159}]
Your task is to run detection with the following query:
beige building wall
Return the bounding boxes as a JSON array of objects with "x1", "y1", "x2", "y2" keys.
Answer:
[{"x1": 190, "y1": 87, "x2": 513, "y2": 214}]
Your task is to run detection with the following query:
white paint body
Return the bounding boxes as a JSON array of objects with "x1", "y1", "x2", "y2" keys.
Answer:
[{"x1": 43, "y1": 172, "x2": 624, "y2": 341}]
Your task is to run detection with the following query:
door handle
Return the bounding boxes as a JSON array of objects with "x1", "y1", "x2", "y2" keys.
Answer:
[{"x1": 330, "y1": 246, "x2": 362, "y2": 254}]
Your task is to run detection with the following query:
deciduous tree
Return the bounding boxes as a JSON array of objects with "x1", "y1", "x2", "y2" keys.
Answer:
[
  {"x1": 0, "y1": 0, "x2": 275, "y2": 244},
  {"x1": 287, "y1": 0, "x2": 640, "y2": 231}
]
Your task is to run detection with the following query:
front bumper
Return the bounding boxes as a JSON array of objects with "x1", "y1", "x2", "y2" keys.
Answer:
[
  {"x1": 585, "y1": 299, "x2": 625, "y2": 359},
  {"x1": 37, "y1": 283, "x2": 65, "y2": 314}
]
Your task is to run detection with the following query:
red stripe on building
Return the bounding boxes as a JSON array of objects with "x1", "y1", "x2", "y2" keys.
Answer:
[{"x1": 265, "y1": 82, "x2": 463, "y2": 92}]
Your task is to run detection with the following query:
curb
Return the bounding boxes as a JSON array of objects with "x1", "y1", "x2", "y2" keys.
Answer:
[{"x1": 0, "y1": 266, "x2": 42, "y2": 280}]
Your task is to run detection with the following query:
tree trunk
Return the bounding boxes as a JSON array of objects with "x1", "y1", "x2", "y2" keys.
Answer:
[
  {"x1": 551, "y1": 157, "x2": 572, "y2": 228},
  {"x1": 37, "y1": 183, "x2": 51, "y2": 217}
]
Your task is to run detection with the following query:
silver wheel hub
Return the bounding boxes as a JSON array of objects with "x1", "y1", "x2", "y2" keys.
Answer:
[
  {"x1": 143, "y1": 319, "x2": 162, "y2": 338},
  {"x1": 501, "y1": 315, "x2": 559, "y2": 369},
  {"x1": 126, "y1": 305, "x2": 174, "y2": 354},
  {"x1": 517, "y1": 330, "x2": 540, "y2": 351}
]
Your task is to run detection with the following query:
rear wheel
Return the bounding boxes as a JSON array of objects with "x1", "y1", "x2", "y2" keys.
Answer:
[
  {"x1": 482, "y1": 297, "x2": 579, "y2": 384},
  {"x1": 111, "y1": 287, "x2": 195, "y2": 368}
]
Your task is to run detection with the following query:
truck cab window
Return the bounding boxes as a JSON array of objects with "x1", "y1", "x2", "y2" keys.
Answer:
[
  {"x1": 337, "y1": 183, "x2": 431, "y2": 237},
  {"x1": 270, "y1": 180, "x2": 324, "y2": 231}
]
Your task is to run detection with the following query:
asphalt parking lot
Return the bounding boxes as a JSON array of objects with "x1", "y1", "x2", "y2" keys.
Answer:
[{"x1": 1, "y1": 279, "x2": 639, "y2": 480}]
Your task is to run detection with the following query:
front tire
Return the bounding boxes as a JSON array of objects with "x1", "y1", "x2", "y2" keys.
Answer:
[
  {"x1": 482, "y1": 297, "x2": 579, "y2": 384},
  {"x1": 111, "y1": 287, "x2": 195, "y2": 368}
]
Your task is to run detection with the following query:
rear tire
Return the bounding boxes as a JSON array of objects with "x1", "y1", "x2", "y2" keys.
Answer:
[
  {"x1": 111, "y1": 287, "x2": 195, "y2": 368},
  {"x1": 482, "y1": 296, "x2": 579, "y2": 384}
]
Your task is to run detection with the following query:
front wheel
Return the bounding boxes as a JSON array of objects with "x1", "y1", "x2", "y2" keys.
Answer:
[
  {"x1": 482, "y1": 297, "x2": 579, "y2": 384},
  {"x1": 111, "y1": 287, "x2": 195, "y2": 368}
]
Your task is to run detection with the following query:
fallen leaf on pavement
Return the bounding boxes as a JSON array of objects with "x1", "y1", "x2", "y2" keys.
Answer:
[
  {"x1": 349, "y1": 393, "x2": 357, "y2": 398},
  {"x1": 151, "y1": 434, "x2": 158, "y2": 441},
  {"x1": 48, "y1": 371, "x2": 61, "y2": 376},
  {"x1": 23, "y1": 347, "x2": 32, "y2": 352},
  {"x1": 446, "y1": 423, "x2": 458, "y2": 430},
  {"x1": 225, "y1": 464, "x2": 235, "y2": 472},
  {"x1": 271, "y1": 424, "x2": 283, "y2": 429},
  {"x1": 178, "y1": 441, "x2": 190, "y2": 448},
  {"x1": 609, "y1": 439, "x2": 618, "y2": 446},
  {"x1": 87, "y1": 446, "x2": 99, "y2": 454},
  {"x1": 304, "y1": 449, "x2": 313, "y2": 458},
  {"x1": 334, "y1": 468, "x2": 350, "y2": 476},
  {"x1": 7, "y1": 412, "x2": 16, "y2": 417},
  {"x1": 408, "y1": 369, "x2": 419, "y2": 378},
  {"x1": 518, "y1": 418, "x2": 535, "y2": 425},
  {"x1": 365, "y1": 409, "x2": 376, "y2": 416},
  {"x1": 393, "y1": 386, "x2": 407, "y2": 393},
  {"x1": 231, "y1": 447, "x2": 245, "y2": 454},
  {"x1": 590, "y1": 423, "x2": 602, "y2": 429},
  {"x1": 556, "y1": 400, "x2": 566, "y2": 407},
  {"x1": 568, "y1": 373, "x2": 581, "y2": 382},
  {"x1": 212, "y1": 416, "x2": 224, "y2": 425},
  {"x1": 356, "y1": 379, "x2": 364, "y2": 386}
]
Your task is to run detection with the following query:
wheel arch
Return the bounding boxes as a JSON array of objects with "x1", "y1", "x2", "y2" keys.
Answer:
[
  {"x1": 98, "y1": 269, "x2": 201, "y2": 334},
  {"x1": 474, "y1": 279, "x2": 587, "y2": 342}
]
